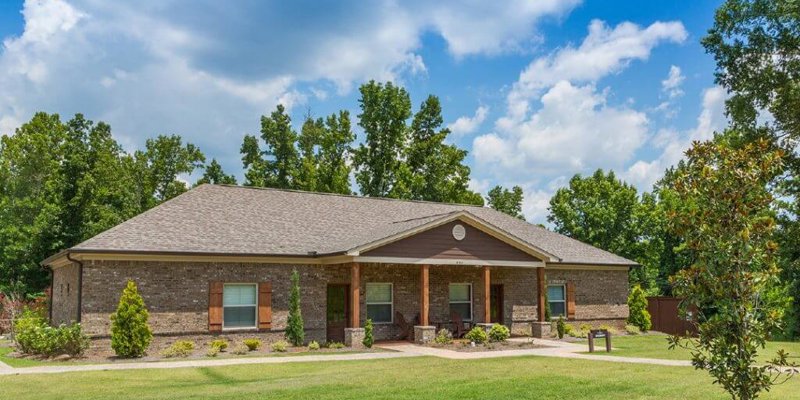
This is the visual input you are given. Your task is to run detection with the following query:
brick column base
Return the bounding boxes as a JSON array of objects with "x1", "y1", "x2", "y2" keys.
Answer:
[
  {"x1": 532, "y1": 322, "x2": 552, "y2": 338},
  {"x1": 413, "y1": 326, "x2": 436, "y2": 344},
  {"x1": 344, "y1": 328, "x2": 365, "y2": 348}
]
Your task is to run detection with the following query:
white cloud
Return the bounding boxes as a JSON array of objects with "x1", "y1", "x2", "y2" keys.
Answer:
[
  {"x1": 623, "y1": 86, "x2": 728, "y2": 189},
  {"x1": 661, "y1": 65, "x2": 684, "y2": 98},
  {"x1": 475, "y1": 81, "x2": 649, "y2": 174},
  {"x1": 0, "y1": 0, "x2": 579, "y2": 174},
  {"x1": 501, "y1": 20, "x2": 687, "y2": 124},
  {"x1": 448, "y1": 106, "x2": 489, "y2": 136}
]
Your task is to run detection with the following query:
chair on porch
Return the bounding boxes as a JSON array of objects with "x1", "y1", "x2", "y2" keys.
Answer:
[
  {"x1": 450, "y1": 312, "x2": 472, "y2": 338},
  {"x1": 395, "y1": 311, "x2": 420, "y2": 341}
]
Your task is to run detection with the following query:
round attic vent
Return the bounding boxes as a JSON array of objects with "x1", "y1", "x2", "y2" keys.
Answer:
[{"x1": 452, "y1": 224, "x2": 466, "y2": 241}]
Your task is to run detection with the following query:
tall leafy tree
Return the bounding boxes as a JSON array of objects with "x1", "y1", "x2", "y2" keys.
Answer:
[
  {"x1": 486, "y1": 185, "x2": 524, "y2": 219},
  {"x1": 295, "y1": 115, "x2": 323, "y2": 192},
  {"x1": 402, "y1": 96, "x2": 483, "y2": 205},
  {"x1": 135, "y1": 134, "x2": 205, "y2": 206},
  {"x1": 317, "y1": 110, "x2": 354, "y2": 194},
  {"x1": 241, "y1": 104, "x2": 299, "y2": 189},
  {"x1": 666, "y1": 137, "x2": 795, "y2": 400},
  {"x1": 704, "y1": 0, "x2": 800, "y2": 338},
  {"x1": 353, "y1": 81, "x2": 412, "y2": 197},
  {"x1": 547, "y1": 169, "x2": 661, "y2": 291},
  {"x1": 196, "y1": 159, "x2": 237, "y2": 185}
]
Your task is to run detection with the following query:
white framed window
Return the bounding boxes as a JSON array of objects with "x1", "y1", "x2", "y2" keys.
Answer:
[
  {"x1": 366, "y1": 283, "x2": 393, "y2": 323},
  {"x1": 548, "y1": 285, "x2": 566, "y2": 317},
  {"x1": 223, "y1": 283, "x2": 257, "y2": 329},
  {"x1": 449, "y1": 283, "x2": 472, "y2": 321}
]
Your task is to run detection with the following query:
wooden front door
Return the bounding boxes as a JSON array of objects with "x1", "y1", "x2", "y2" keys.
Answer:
[
  {"x1": 326, "y1": 284, "x2": 349, "y2": 343},
  {"x1": 490, "y1": 284, "x2": 504, "y2": 323}
]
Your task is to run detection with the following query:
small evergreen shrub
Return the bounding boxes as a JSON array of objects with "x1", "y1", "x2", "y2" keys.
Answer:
[
  {"x1": 110, "y1": 280, "x2": 153, "y2": 358},
  {"x1": 434, "y1": 329, "x2": 453, "y2": 345},
  {"x1": 242, "y1": 338, "x2": 261, "y2": 351},
  {"x1": 210, "y1": 339, "x2": 228, "y2": 351},
  {"x1": 363, "y1": 319, "x2": 374, "y2": 348},
  {"x1": 487, "y1": 324, "x2": 510, "y2": 342},
  {"x1": 308, "y1": 341, "x2": 320, "y2": 350},
  {"x1": 627, "y1": 285, "x2": 652, "y2": 332},
  {"x1": 563, "y1": 323, "x2": 574, "y2": 336},
  {"x1": 625, "y1": 324, "x2": 641, "y2": 335},
  {"x1": 271, "y1": 340, "x2": 289, "y2": 352},
  {"x1": 327, "y1": 341, "x2": 344, "y2": 349},
  {"x1": 13, "y1": 308, "x2": 46, "y2": 354},
  {"x1": 162, "y1": 340, "x2": 194, "y2": 358},
  {"x1": 556, "y1": 316, "x2": 566, "y2": 339},
  {"x1": 231, "y1": 344, "x2": 249, "y2": 355},
  {"x1": 285, "y1": 269, "x2": 305, "y2": 346},
  {"x1": 206, "y1": 346, "x2": 220, "y2": 357},
  {"x1": 465, "y1": 326, "x2": 487, "y2": 344}
]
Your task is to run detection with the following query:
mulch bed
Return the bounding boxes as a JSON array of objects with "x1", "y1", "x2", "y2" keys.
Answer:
[
  {"x1": 429, "y1": 338, "x2": 551, "y2": 352},
  {"x1": 3, "y1": 334, "x2": 380, "y2": 364}
]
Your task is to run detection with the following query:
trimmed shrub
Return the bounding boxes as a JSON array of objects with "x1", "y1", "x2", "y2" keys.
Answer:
[
  {"x1": 362, "y1": 319, "x2": 374, "y2": 348},
  {"x1": 285, "y1": 269, "x2": 305, "y2": 346},
  {"x1": 308, "y1": 341, "x2": 320, "y2": 351},
  {"x1": 110, "y1": 280, "x2": 153, "y2": 358},
  {"x1": 243, "y1": 338, "x2": 261, "y2": 351},
  {"x1": 271, "y1": 340, "x2": 289, "y2": 352},
  {"x1": 162, "y1": 340, "x2": 194, "y2": 358},
  {"x1": 206, "y1": 346, "x2": 220, "y2": 357},
  {"x1": 627, "y1": 285, "x2": 652, "y2": 332},
  {"x1": 625, "y1": 324, "x2": 641, "y2": 335},
  {"x1": 327, "y1": 341, "x2": 344, "y2": 349},
  {"x1": 434, "y1": 329, "x2": 453, "y2": 345},
  {"x1": 465, "y1": 326, "x2": 487, "y2": 344},
  {"x1": 599, "y1": 324, "x2": 618, "y2": 335},
  {"x1": 556, "y1": 316, "x2": 566, "y2": 339},
  {"x1": 210, "y1": 339, "x2": 228, "y2": 351},
  {"x1": 231, "y1": 344, "x2": 249, "y2": 355},
  {"x1": 13, "y1": 309, "x2": 89, "y2": 357},
  {"x1": 487, "y1": 324, "x2": 510, "y2": 342}
]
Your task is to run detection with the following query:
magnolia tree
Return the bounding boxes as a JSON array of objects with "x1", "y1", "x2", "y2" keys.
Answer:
[{"x1": 665, "y1": 137, "x2": 797, "y2": 399}]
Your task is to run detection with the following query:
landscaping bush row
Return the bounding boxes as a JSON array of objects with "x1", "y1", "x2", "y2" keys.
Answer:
[{"x1": 13, "y1": 309, "x2": 89, "y2": 357}]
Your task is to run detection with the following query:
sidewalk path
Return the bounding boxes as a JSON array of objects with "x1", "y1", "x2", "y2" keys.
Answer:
[
  {"x1": 1, "y1": 338, "x2": 697, "y2": 376},
  {"x1": 0, "y1": 351, "x2": 419, "y2": 376}
]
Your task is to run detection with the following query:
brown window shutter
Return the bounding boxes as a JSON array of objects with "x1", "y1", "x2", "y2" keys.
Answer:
[
  {"x1": 566, "y1": 282, "x2": 576, "y2": 320},
  {"x1": 209, "y1": 282, "x2": 223, "y2": 332},
  {"x1": 258, "y1": 282, "x2": 272, "y2": 330}
]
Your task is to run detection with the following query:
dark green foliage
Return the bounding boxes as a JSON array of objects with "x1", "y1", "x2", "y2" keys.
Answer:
[
  {"x1": 110, "y1": 280, "x2": 153, "y2": 358},
  {"x1": 196, "y1": 159, "x2": 237, "y2": 185},
  {"x1": 136, "y1": 134, "x2": 206, "y2": 204},
  {"x1": 285, "y1": 269, "x2": 304, "y2": 346},
  {"x1": 556, "y1": 316, "x2": 566, "y2": 339},
  {"x1": 486, "y1": 185, "x2": 524, "y2": 219},
  {"x1": 363, "y1": 319, "x2": 374, "y2": 348},
  {"x1": 665, "y1": 138, "x2": 796, "y2": 400},
  {"x1": 626, "y1": 285, "x2": 652, "y2": 332},
  {"x1": 13, "y1": 308, "x2": 89, "y2": 357}
]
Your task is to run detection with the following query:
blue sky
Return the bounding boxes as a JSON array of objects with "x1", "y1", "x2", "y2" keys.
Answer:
[{"x1": 0, "y1": 0, "x2": 728, "y2": 223}]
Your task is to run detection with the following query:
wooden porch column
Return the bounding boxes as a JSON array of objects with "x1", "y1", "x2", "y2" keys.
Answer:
[
  {"x1": 420, "y1": 264, "x2": 430, "y2": 326},
  {"x1": 483, "y1": 266, "x2": 491, "y2": 324},
  {"x1": 537, "y1": 267, "x2": 546, "y2": 322},
  {"x1": 350, "y1": 262, "x2": 360, "y2": 328}
]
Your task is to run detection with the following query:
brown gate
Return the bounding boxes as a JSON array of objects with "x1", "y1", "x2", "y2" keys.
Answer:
[{"x1": 647, "y1": 296, "x2": 697, "y2": 336}]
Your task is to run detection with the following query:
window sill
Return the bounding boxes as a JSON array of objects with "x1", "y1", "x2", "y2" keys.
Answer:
[{"x1": 221, "y1": 327, "x2": 258, "y2": 332}]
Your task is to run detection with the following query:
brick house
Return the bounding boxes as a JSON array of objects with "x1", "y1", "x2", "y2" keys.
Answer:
[{"x1": 43, "y1": 184, "x2": 636, "y2": 344}]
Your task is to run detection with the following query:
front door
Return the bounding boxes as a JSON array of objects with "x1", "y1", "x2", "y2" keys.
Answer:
[
  {"x1": 326, "y1": 284, "x2": 349, "y2": 343},
  {"x1": 490, "y1": 284, "x2": 504, "y2": 323}
]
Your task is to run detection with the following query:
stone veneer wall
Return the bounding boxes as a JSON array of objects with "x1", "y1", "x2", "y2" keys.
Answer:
[
  {"x1": 75, "y1": 260, "x2": 628, "y2": 341},
  {"x1": 51, "y1": 263, "x2": 81, "y2": 326}
]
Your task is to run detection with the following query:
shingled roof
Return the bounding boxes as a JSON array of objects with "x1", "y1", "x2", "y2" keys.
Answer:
[{"x1": 55, "y1": 184, "x2": 637, "y2": 266}]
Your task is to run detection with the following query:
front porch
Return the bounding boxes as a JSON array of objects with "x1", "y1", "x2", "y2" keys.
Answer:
[{"x1": 331, "y1": 262, "x2": 551, "y2": 346}]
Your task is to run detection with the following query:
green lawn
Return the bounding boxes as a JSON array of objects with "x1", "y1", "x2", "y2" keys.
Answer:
[
  {"x1": 2, "y1": 355, "x2": 800, "y2": 400},
  {"x1": 583, "y1": 333, "x2": 800, "y2": 363}
]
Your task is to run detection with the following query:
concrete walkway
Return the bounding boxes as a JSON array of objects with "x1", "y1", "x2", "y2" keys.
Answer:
[
  {"x1": 0, "y1": 338, "x2": 698, "y2": 376},
  {"x1": 0, "y1": 351, "x2": 420, "y2": 376}
]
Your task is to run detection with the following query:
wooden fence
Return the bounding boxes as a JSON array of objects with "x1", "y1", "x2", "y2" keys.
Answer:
[{"x1": 646, "y1": 296, "x2": 697, "y2": 336}]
